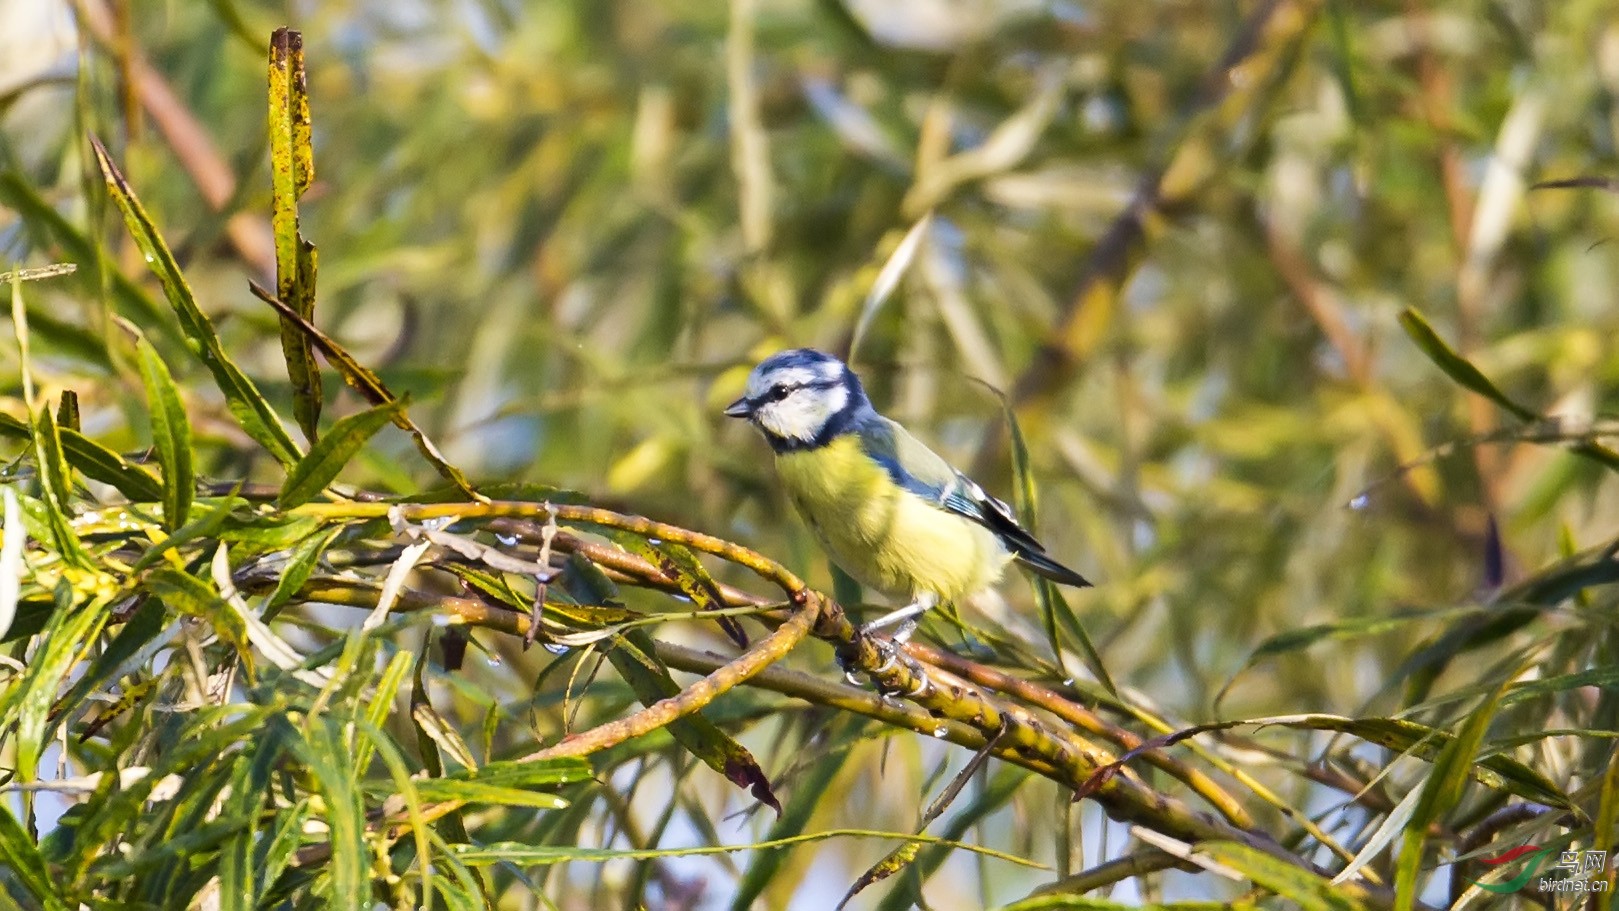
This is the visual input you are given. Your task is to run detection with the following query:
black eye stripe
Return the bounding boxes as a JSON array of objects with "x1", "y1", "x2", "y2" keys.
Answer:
[{"x1": 756, "y1": 379, "x2": 839, "y2": 404}]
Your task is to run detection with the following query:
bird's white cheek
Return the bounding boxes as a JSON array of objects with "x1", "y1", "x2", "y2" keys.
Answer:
[
  {"x1": 755, "y1": 387, "x2": 848, "y2": 442},
  {"x1": 758, "y1": 402, "x2": 819, "y2": 441}
]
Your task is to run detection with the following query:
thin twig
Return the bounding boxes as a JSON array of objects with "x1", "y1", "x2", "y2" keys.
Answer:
[
  {"x1": 1021, "y1": 848, "x2": 1188, "y2": 898},
  {"x1": 524, "y1": 594, "x2": 819, "y2": 761}
]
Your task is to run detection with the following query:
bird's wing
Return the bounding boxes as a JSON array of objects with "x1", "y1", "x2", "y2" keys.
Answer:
[{"x1": 853, "y1": 416, "x2": 1091, "y2": 587}]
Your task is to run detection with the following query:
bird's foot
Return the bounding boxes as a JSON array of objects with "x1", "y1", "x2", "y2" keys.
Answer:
[
  {"x1": 855, "y1": 617, "x2": 919, "y2": 647},
  {"x1": 857, "y1": 594, "x2": 938, "y2": 639},
  {"x1": 869, "y1": 637, "x2": 902, "y2": 674}
]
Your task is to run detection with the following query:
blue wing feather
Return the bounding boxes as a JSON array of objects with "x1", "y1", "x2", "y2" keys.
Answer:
[{"x1": 851, "y1": 416, "x2": 1091, "y2": 588}]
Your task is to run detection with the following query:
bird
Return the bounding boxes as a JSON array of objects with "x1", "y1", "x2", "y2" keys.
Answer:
[{"x1": 723, "y1": 348, "x2": 1090, "y2": 641}]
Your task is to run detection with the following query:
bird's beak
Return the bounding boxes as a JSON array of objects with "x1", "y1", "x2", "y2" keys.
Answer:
[{"x1": 723, "y1": 397, "x2": 751, "y2": 418}]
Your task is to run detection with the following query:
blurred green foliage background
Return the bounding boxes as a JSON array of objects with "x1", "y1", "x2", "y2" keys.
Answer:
[{"x1": 3, "y1": 0, "x2": 1619, "y2": 908}]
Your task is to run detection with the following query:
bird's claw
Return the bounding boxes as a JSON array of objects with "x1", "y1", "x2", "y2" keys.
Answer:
[
  {"x1": 844, "y1": 623, "x2": 926, "y2": 696},
  {"x1": 870, "y1": 636, "x2": 901, "y2": 675}
]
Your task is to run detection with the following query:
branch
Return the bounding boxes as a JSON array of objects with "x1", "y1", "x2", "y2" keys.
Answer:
[
  {"x1": 1020, "y1": 848, "x2": 1188, "y2": 899},
  {"x1": 523, "y1": 593, "x2": 819, "y2": 761},
  {"x1": 904, "y1": 641, "x2": 1254, "y2": 829},
  {"x1": 282, "y1": 497, "x2": 1406, "y2": 907}
]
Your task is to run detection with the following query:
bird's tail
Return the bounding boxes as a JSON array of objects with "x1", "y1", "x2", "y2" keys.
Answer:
[{"x1": 1014, "y1": 548, "x2": 1092, "y2": 588}]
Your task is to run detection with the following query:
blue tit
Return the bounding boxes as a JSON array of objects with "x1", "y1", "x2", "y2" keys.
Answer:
[{"x1": 724, "y1": 348, "x2": 1090, "y2": 639}]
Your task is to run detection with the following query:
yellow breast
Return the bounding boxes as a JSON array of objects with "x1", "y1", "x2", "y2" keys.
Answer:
[{"x1": 773, "y1": 435, "x2": 1009, "y2": 604}]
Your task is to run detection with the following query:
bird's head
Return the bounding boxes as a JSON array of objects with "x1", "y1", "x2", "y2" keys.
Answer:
[{"x1": 723, "y1": 348, "x2": 871, "y2": 449}]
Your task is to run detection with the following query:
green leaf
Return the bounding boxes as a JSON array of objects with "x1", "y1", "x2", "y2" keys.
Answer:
[
  {"x1": 55, "y1": 390, "x2": 79, "y2": 431},
  {"x1": 991, "y1": 380, "x2": 1114, "y2": 696},
  {"x1": 351, "y1": 649, "x2": 414, "y2": 776},
  {"x1": 1242, "y1": 607, "x2": 1479, "y2": 663},
  {"x1": 269, "y1": 28, "x2": 323, "y2": 442},
  {"x1": 1217, "y1": 606, "x2": 1480, "y2": 708},
  {"x1": 1398, "y1": 308, "x2": 1535, "y2": 421},
  {"x1": 1324, "y1": 716, "x2": 1570, "y2": 810},
  {"x1": 90, "y1": 137, "x2": 302, "y2": 467},
  {"x1": 0, "y1": 801, "x2": 68, "y2": 911},
  {"x1": 135, "y1": 337, "x2": 194, "y2": 529},
  {"x1": 21, "y1": 302, "x2": 114, "y2": 370},
  {"x1": 131, "y1": 496, "x2": 245, "y2": 572},
  {"x1": 249, "y1": 280, "x2": 479, "y2": 498},
  {"x1": 1198, "y1": 841, "x2": 1366, "y2": 911},
  {"x1": 285, "y1": 716, "x2": 367, "y2": 911},
  {"x1": 452, "y1": 828, "x2": 1043, "y2": 869},
  {"x1": 0, "y1": 411, "x2": 164, "y2": 501},
  {"x1": 11, "y1": 279, "x2": 85, "y2": 569},
  {"x1": 607, "y1": 629, "x2": 780, "y2": 813},
  {"x1": 0, "y1": 585, "x2": 111, "y2": 783},
  {"x1": 597, "y1": 528, "x2": 747, "y2": 646},
  {"x1": 277, "y1": 400, "x2": 401, "y2": 508},
  {"x1": 840, "y1": 723, "x2": 1005, "y2": 909},
  {"x1": 1421, "y1": 665, "x2": 1619, "y2": 720},
  {"x1": 28, "y1": 408, "x2": 92, "y2": 569},
  {"x1": 255, "y1": 799, "x2": 312, "y2": 900},
  {"x1": 56, "y1": 595, "x2": 170, "y2": 716},
  {"x1": 1391, "y1": 544, "x2": 1619, "y2": 704},
  {"x1": 217, "y1": 756, "x2": 263, "y2": 911},
  {"x1": 1077, "y1": 712, "x2": 1570, "y2": 812},
  {"x1": 878, "y1": 766, "x2": 1029, "y2": 911},
  {"x1": 438, "y1": 563, "x2": 532, "y2": 612},
  {"x1": 446, "y1": 757, "x2": 591, "y2": 788},
  {"x1": 357, "y1": 722, "x2": 435, "y2": 905},
  {"x1": 1399, "y1": 307, "x2": 1619, "y2": 471},
  {"x1": 561, "y1": 551, "x2": 621, "y2": 603},
  {"x1": 218, "y1": 513, "x2": 325, "y2": 552},
  {"x1": 58, "y1": 428, "x2": 164, "y2": 502},
  {"x1": 65, "y1": 707, "x2": 277, "y2": 884},
  {"x1": 380, "y1": 779, "x2": 570, "y2": 810},
  {"x1": 1394, "y1": 683, "x2": 1512, "y2": 910},
  {"x1": 264, "y1": 525, "x2": 342, "y2": 618},
  {"x1": 1593, "y1": 742, "x2": 1619, "y2": 911},
  {"x1": 146, "y1": 567, "x2": 253, "y2": 668}
]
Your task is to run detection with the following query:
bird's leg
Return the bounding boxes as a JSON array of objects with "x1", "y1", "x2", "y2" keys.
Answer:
[{"x1": 860, "y1": 592, "x2": 939, "y2": 642}]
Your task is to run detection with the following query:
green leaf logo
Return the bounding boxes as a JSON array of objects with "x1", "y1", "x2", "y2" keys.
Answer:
[{"x1": 1472, "y1": 846, "x2": 1552, "y2": 894}]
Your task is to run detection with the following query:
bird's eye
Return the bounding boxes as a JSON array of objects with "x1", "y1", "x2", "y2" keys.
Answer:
[{"x1": 769, "y1": 385, "x2": 793, "y2": 402}]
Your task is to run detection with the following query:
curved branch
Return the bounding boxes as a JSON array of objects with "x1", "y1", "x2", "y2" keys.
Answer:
[
  {"x1": 523, "y1": 593, "x2": 820, "y2": 761},
  {"x1": 287, "y1": 498, "x2": 1401, "y2": 908},
  {"x1": 1020, "y1": 848, "x2": 1187, "y2": 899}
]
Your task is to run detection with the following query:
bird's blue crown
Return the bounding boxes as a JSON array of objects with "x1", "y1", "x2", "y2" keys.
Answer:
[{"x1": 736, "y1": 349, "x2": 873, "y2": 450}]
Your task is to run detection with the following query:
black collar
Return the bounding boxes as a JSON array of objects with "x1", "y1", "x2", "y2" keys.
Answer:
[{"x1": 762, "y1": 398, "x2": 869, "y2": 453}]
